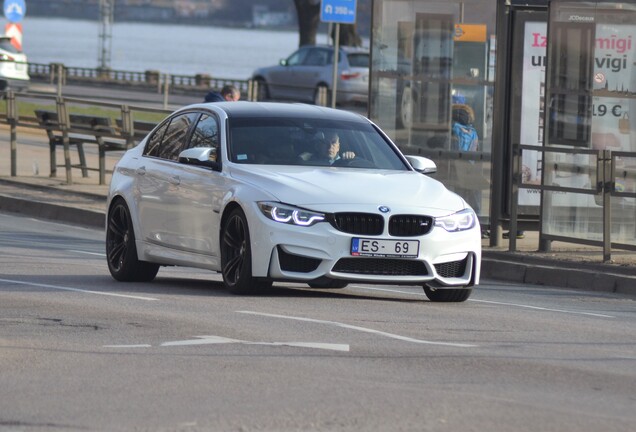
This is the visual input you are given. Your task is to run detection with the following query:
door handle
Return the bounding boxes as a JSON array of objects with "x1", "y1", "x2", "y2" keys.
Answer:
[{"x1": 169, "y1": 175, "x2": 180, "y2": 186}]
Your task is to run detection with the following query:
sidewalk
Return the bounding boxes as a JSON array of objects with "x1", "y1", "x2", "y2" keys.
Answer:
[{"x1": 1, "y1": 125, "x2": 635, "y2": 297}]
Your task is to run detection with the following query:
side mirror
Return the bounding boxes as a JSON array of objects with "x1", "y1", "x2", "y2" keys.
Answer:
[
  {"x1": 178, "y1": 147, "x2": 221, "y2": 171},
  {"x1": 405, "y1": 155, "x2": 437, "y2": 175}
]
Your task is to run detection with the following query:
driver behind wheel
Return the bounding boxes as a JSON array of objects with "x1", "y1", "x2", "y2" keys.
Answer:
[{"x1": 309, "y1": 133, "x2": 355, "y2": 165}]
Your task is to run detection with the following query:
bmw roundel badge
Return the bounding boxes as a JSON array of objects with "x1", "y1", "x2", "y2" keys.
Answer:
[{"x1": 378, "y1": 206, "x2": 390, "y2": 213}]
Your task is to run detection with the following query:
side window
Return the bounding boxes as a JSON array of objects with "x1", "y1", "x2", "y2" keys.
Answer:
[
  {"x1": 304, "y1": 49, "x2": 328, "y2": 66},
  {"x1": 157, "y1": 112, "x2": 199, "y2": 161},
  {"x1": 187, "y1": 114, "x2": 220, "y2": 161},
  {"x1": 143, "y1": 121, "x2": 169, "y2": 157},
  {"x1": 286, "y1": 48, "x2": 307, "y2": 66}
]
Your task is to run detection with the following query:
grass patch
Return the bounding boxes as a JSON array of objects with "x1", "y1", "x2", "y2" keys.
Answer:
[{"x1": 1, "y1": 100, "x2": 168, "y2": 124}]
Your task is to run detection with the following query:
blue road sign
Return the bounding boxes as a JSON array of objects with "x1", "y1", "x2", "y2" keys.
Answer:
[
  {"x1": 3, "y1": 0, "x2": 26, "y2": 23},
  {"x1": 320, "y1": 0, "x2": 357, "y2": 24}
]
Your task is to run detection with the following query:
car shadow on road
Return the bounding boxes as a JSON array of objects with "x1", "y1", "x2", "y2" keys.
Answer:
[{"x1": 87, "y1": 275, "x2": 429, "y2": 304}]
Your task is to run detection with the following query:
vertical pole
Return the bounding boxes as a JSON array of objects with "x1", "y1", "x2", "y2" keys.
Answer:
[
  {"x1": 57, "y1": 63, "x2": 64, "y2": 97},
  {"x1": 121, "y1": 105, "x2": 134, "y2": 149},
  {"x1": 98, "y1": 0, "x2": 114, "y2": 70},
  {"x1": 247, "y1": 79, "x2": 254, "y2": 101},
  {"x1": 489, "y1": 0, "x2": 511, "y2": 247},
  {"x1": 509, "y1": 144, "x2": 520, "y2": 251},
  {"x1": 7, "y1": 91, "x2": 17, "y2": 177},
  {"x1": 330, "y1": 23, "x2": 340, "y2": 108},
  {"x1": 56, "y1": 97, "x2": 72, "y2": 185},
  {"x1": 602, "y1": 150, "x2": 612, "y2": 262},
  {"x1": 163, "y1": 74, "x2": 170, "y2": 109}
]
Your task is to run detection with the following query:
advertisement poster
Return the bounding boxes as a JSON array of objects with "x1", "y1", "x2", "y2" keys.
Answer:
[
  {"x1": 518, "y1": 21, "x2": 546, "y2": 206},
  {"x1": 520, "y1": 21, "x2": 635, "y2": 206},
  {"x1": 592, "y1": 24, "x2": 636, "y2": 195}
]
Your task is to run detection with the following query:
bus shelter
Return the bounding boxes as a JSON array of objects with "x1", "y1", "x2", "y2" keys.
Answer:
[{"x1": 368, "y1": 0, "x2": 636, "y2": 259}]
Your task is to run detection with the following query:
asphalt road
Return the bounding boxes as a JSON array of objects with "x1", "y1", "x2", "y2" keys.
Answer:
[{"x1": 1, "y1": 213, "x2": 635, "y2": 431}]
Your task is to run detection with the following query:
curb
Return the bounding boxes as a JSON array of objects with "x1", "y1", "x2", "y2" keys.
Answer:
[
  {"x1": 0, "y1": 195, "x2": 104, "y2": 229},
  {"x1": 481, "y1": 255, "x2": 636, "y2": 297}
]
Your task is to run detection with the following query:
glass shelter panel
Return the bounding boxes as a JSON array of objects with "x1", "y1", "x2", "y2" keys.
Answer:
[
  {"x1": 543, "y1": 1, "x2": 636, "y2": 247},
  {"x1": 370, "y1": 0, "x2": 495, "y2": 224},
  {"x1": 613, "y1": 154, "x2": 636, "y2": 247},
  {"x1": 541, "y1": 149, "x2": 600, "y2": 238}
]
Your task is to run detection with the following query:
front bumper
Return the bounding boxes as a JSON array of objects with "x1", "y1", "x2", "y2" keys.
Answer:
[{"x1": 248, "y1": 208, "x2": 481, "y2": 287}]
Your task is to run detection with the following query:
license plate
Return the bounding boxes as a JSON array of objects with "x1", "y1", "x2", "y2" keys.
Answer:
[{"x1": 351, "y1": 238, "x2": 419, "y2": 258}]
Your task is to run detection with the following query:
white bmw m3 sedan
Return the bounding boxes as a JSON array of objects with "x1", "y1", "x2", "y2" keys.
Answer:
[{"x1": 106, "y1": 102, "x2": 481, "y2": 302}]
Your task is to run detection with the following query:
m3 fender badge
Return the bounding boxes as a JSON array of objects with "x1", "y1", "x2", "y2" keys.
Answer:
[{"x1": 378, "y1": 206, "x2": 390, "y2": 213}]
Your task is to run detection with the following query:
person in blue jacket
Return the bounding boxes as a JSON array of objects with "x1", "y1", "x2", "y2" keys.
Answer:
[{"x1": 204, "y1": 85, "x2": 240, "y2": 102}]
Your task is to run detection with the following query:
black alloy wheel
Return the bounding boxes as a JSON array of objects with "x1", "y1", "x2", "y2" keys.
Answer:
[
  {"x1": 221, "y1": 208, "x2": 271, "y2": 294},
  {"x1": 106, "y1": 199, "x2": 159, "y2": 282}
]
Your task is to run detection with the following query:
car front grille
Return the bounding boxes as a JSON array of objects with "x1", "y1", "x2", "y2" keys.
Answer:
[
  {"x1": 389, "y1": 215, "x2": 434, "y2": 236},
  {"x1": 330, "y1": 212, "x2": 434, "y2": 237},
  {"x1": 434, "y1": 257, "x2": 468, "y2": 278},
  {"x1": 332, "y1": 258, "x2": 429, "y2": 276},
  {"x1": 330, "y1": 212, "x2": 384, "y2": 235},
  {"x1": 278, "y1": 246, "x2": 321, "y2": 273}
]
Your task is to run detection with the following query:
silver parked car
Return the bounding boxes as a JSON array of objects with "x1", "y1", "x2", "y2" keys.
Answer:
[{"x1": 251, "y1": 45, "x2": 369, "y2": 106}]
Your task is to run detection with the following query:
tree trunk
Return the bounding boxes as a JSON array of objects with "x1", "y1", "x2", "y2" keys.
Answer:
[
  {"x1": 293, "y1": 0, "x2": 321, "y2": 47},
  {"x1": 333, "y1": 24, "x2": 362, "y2": 47}
]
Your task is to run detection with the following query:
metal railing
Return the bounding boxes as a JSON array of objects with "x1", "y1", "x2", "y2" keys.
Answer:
[
  {"x1": 26, "y1": 62, "x2": 366, "y2": 107},
  {"x1": 511, "y1": 144, "x2": 636, "y2": 260},
  {"x1": 28, "y1": 62, "x2": 253, "y2": 101},
  {"x1": 2, "y1": 90, "x2": 172, "y2": 184}
]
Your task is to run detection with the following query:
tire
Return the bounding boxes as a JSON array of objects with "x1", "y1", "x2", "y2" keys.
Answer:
[
  {"x1": 313, "y1": 84, "x2": 330, "y2": 106},
  {"x1": 221, "y1": 208, "x2": 271, "y2": 294},
  {"x1": 308, "y1": 277, "x2": 348, "y2": 289},
  {"x1": 106, "y1": 199, "x2": 159, "y2": 282},
  {"x1": 423, "y1": 285, "x2": 472, "y2": 302},
  {"x1": 254, "y1": 78, "x2": 269, "y2": 101}
]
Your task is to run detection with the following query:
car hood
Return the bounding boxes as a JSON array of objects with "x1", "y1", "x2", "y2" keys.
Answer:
[{"x1": 229, "y1": 165, "x2": 466, "y2": 214}]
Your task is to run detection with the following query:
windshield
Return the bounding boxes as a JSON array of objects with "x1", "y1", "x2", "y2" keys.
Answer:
[{"x1": 228, "y1": 117, "x2": 408, "y2": 170}]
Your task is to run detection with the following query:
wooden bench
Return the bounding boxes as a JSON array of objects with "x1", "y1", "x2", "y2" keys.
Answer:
[
  {"x1": 116, "y1": 118, "x2": 157, "y2": 145},
  {"x1": 34, "y1": 110, "x2": 129, "y2": 185}
]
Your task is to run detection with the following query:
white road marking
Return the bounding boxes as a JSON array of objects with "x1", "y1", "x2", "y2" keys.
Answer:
[
  {"x1": 469, "y1": 299, "x2": 615, "y2": 318},
  {"x1": 0, "y1": 278, "x2": 159, "y2": 301},
  {"x1": 103, "y1": 344, "x2": 152, "y2": 348},
  {"x1": 347, "y1": 286, "x2": 615, "y2": 318},
  {"x1": 237, "y1": 310, "x2": 477, "y2": 348},
  {"x1": 104, "y1": 336, "x2": 349, "y2": 352},
  {"x1": 68, "y1": 250, "x2": 106, "y2": 257},
  {"x1": 160, "y1": 335, "x2": 350, "y2": 352}
]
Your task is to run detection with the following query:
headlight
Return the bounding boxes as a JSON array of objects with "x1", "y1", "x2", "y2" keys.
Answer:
[
  {"x1": 257, "y1": 202, "x2": 325, "y2": 227},
  {"x1": 434, "y1": 208, "x2": 477, "y2": 232}
]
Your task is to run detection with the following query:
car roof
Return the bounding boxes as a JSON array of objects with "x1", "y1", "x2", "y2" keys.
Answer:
[
  {"x1": 192, "y1": 101, "x2": 369, "y2": 123},
  {"x1": 299, "y1": 44, "x2": 369, "y2": 54}
]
